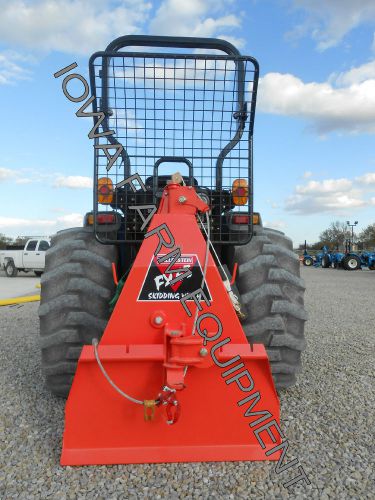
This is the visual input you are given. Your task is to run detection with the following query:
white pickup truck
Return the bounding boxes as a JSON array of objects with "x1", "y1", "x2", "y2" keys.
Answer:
[{"x1": 0, "y1": 237, "x2": 51, "y2": 277}]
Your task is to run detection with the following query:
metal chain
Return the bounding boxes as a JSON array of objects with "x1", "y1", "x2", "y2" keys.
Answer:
[
  {"x1": 197, "y1": 213, "x2": 230, "y2": 282},
  {"x1": 198, "y1": 213, "x2": 242, "y2": 314},
  {"x1": 191, "y1": 211, "x2": 211, "y2": 336}
]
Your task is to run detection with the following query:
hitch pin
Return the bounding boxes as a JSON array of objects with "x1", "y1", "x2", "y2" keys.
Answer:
[{"x1": 143, "y1": 400, "x2": 156, "y2": 421}]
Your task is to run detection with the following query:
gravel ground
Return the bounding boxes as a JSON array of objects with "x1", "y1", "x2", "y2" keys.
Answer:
[{"x1": 0, "y1": 267, "x2": 374, "y2": 499}]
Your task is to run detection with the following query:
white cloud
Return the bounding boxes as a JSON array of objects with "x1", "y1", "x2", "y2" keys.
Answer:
[
  {"x1": 0, "y1": 0, "x2": 243, "y2": 83},
  {"x1": 15, "y1": 178, "x2": 33, "y2": 184},
  {"x1": 0, "y1": 51, "x2": 32, "y2": 85},
  {"x1": 56, "y1": 213, "x2": 85, "y2": 227},
  {"x1": 286, "y1": 192, "x2": 366, "y2": 214},
  {"x1": 109, "y1": 109, "x2": 143, "y2": 135},
  {"x1": 50, "y1": 207, "x2": 69, "y2": 214},
  {"x1": 263, "y1": 220, "x2": 286, "y2": 230},
  {"x1": 0, "y1": 216, "x2": 55, "y2": 229},
  {"x1": 0, "y1": 213, "x2": 84, "y2": 236},
  {"x1": 0, "y1": 166, "x2": 46, "y2": 184},
  {"x1": 333, "y1": 60, "x2": 375, "y2": 86},
  {"x1": 303, "y1": 171, "x2": 313, "y2": 178},
  {"x1": 215, "y1": 34, "x2": 245, "y2": 49},
  {"x1": 285, "y1": 175, "x2": 375, "y2": 214},
  {"x1": 258, "y1": 66, "x2": 375, "y2": 134},
  {"x1": 1, "y1": 168, "x2": 94, "y2": 189},
  {"x1": 0, "y1": 0, "x2": 152, "y2": 55},
  {"x1": 149, "y1": 0, "x2": 240, "y2": 38},
  {"x1": 355, "y1": 172, "x2": 375, "y2": 185},
  {"x1": 0, "y1": 167, "x2": 16, "y2": 181},
  {"x1": 0, "y1": 0, "x2": 243, "y2": 56},
  {"x1": 54, "y1": 175, "x2": 93, "y2": 189},
  {"x1": 289, "y1": 0, "x2": 375, "y2": 51},
  {"x1": 296, "y1": 178, "x2": 352, "y2": 194},
  {"x1": 265, "y1": 199, "x2": 280, "y2": 209}
]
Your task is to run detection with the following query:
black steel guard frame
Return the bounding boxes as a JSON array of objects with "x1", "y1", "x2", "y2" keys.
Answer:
[{"x1": 89, "y1": 35, "x2": 259, "y2": 245}]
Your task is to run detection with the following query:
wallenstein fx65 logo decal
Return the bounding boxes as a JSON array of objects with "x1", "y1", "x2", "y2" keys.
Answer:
[{"x1": 138, "y1": 254, "x2": 211, "y2": 301}]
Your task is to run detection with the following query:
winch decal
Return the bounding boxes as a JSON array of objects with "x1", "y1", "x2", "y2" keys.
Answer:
[{"x1": 138, "y1": 254, "x2": 211, "y2": 301}]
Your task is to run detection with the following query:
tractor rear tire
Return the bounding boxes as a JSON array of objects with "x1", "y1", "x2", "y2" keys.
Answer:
[
  {"x1": 321, "y1": 255, "x2": 330, "y2": 268},
  {"x1": 342, "y1": 255, "x2": 361, "y2": 271},
  {"x1": 38, "y1": 227, "x2": 117, "y2": 397},
  {"x1": 233, "y1": 227, "x2": 307, "y2": 390}
]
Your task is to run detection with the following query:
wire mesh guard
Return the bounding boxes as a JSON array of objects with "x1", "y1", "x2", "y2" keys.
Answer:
[{"x1": 90, "y1": 51, "x2": 258, "y2": 244}]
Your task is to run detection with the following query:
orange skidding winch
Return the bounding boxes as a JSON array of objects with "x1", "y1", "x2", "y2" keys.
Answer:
[
  {"x1": 61, "y1": 182, "x2": 281, "y2": 465},
  {"x1": 43, "y1": 34, "x2": 307, "y2": 467}
]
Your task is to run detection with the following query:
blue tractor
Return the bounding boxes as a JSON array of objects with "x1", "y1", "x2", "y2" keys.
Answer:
[
  {"x1": 337, "y1": 240, "x2": 375, "y2": 271},
  {"x1": 346, "y1": 251, "x2": 375, "y2": 270},
  {"x1": 321, "y1": 247, "x2": 346, "y2": 269},
  {"x1": 302, "y1": 250, "x2": 314, "y2": 267},
  {"x1": 302, "y1": 244, "x2": 336, "y2": 268},
  {"x1": 302, "y1": 241, "x2": 314, "y2": 267},
  {"x1": 340, "y1": 253, "x2": 361, "y2": 270},
  {"x1": 326, "y1": 245, "x2": 375, "y2": 271},
  {"x1": 360, "y1": 251, "x2": 375, "y2": 270}
]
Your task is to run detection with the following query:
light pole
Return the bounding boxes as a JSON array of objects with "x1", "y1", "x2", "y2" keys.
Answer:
[{"x1": 346, "y1": 220, "x2": 358, "y2": 250}]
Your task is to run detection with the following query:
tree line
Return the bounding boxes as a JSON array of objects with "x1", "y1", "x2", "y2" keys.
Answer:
[
  {"x1": 0, "y1": 234, "x2": 33, "y2": 249},
  {"x1": 2, "y1": 222, "x2": 375, "y2": 251},
  {"x1": 300, "y1": 221, "x2": 375, "y2": 251}
]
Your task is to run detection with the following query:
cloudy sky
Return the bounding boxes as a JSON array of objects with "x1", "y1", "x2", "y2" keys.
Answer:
[{"x1": 0, "y1": 0, "x2": 375, "y2": 245}]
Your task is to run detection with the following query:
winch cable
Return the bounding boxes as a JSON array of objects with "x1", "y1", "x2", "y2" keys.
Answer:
[
  {"x1": 92, "y1": 211, "x2": 219, "y2": 409},
  {"x1": 91, "y1": 210, "x2": 210, "y2": 410},
  {"x1": 198, "y1": 213, "x2": 229, "y2": 282},
  {"x1": 92, "y1": 338, "x2": 147, "y2": 405},
  {"x1": 196, "y1": 213, "x2": 242, "y2": 315},
  {"x1": 191, "y1": 211, "x2": 211, "y2": 335}
]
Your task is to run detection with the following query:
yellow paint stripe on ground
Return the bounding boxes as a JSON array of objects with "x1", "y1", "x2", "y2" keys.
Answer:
[{"x1": 0, "y1": 295, "x2": 41, "y2": 306}]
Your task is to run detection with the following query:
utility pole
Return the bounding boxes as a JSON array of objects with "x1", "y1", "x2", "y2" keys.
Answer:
[{"x1": 346, "y1": 220, "x2": 358, "y2": 249}]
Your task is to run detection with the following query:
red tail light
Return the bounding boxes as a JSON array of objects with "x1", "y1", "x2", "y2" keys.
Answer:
[
  {"x1": 97, "y1": 213, "x2": 116, "y2": 224},
  {"x1": 232, "y1": 215, "x2": 250, "y2": 224}
]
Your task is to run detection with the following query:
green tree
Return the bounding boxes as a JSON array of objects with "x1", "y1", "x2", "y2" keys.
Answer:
[
  {"x1": 310, "y1": 241, "x2": 325, "y2": 250},
  {"x1": 14, "y1": 236, "x2": 29, "y2": 246},
  {"x1": 319, "y1": 221, "x2": 352, "y2": 250},
  {"x1": 0, "y1": 233, "x2": 13, "y2": 249},
  {"x1": 359, "y1": 223, "x2": 375, "y2": 249}
]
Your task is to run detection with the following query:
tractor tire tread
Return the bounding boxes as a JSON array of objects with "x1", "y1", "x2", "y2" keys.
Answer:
[
  {"x1": 234, "y1": 227, "x2": 307, "y2": 390},
  {"x1": 39, "y1": 227, "x2": 117, "y2": 397}
]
